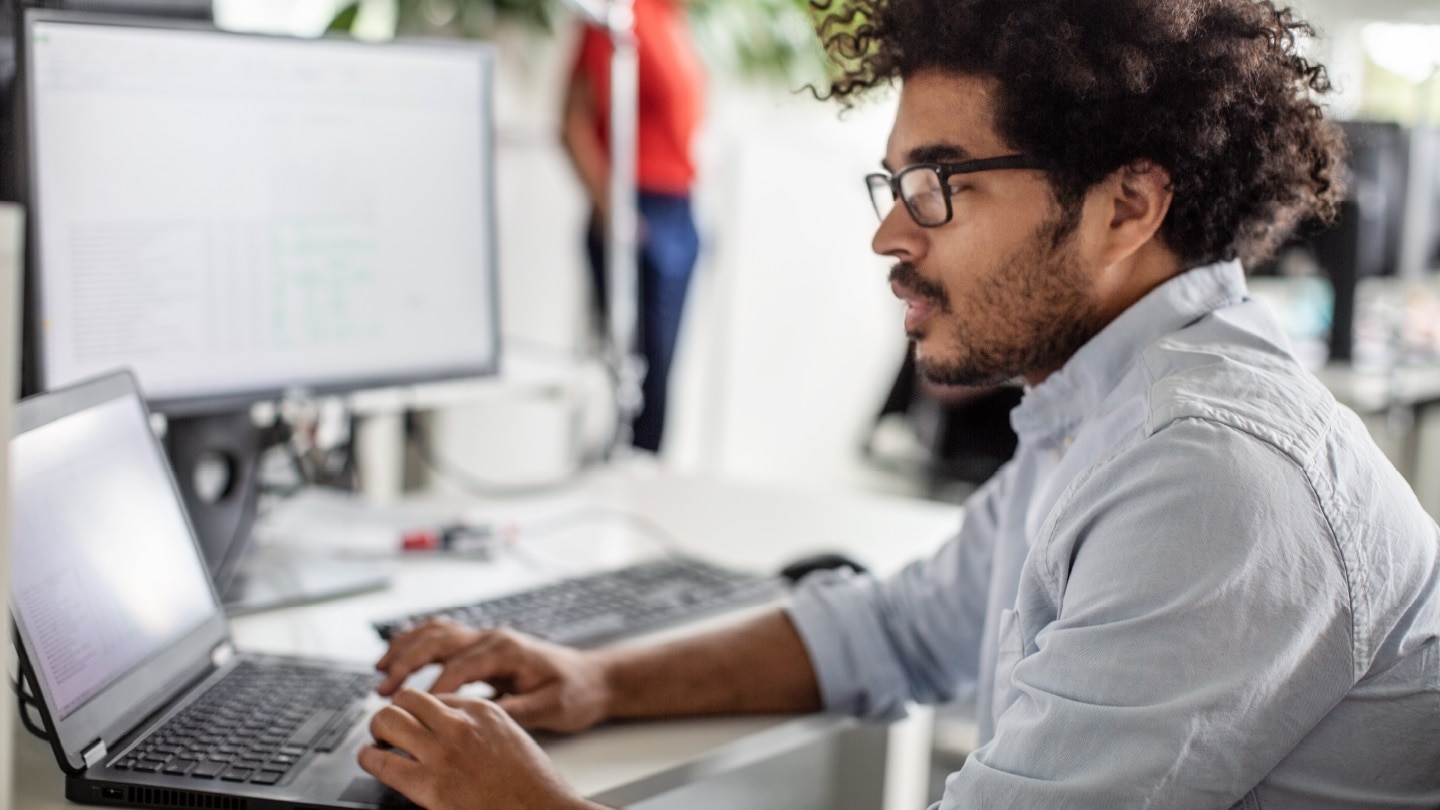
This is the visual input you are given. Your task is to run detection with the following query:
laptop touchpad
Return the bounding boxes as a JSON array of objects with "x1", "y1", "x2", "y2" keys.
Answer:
[{"x1": 339, "y1": 777, "x2": 416, "y2": 808}]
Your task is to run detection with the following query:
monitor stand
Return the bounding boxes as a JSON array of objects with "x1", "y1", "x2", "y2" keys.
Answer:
[
  {"x1": 220, "y1": 544, "x2": 391, "y2": 616},
  {"x1": 164, "y1": 411, "x2": 391, "y2": 615}
]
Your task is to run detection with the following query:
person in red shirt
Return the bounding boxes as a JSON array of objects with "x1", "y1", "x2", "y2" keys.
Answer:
[{"x1": 562, "y1": 0, "x2": 706, "y2": 453}]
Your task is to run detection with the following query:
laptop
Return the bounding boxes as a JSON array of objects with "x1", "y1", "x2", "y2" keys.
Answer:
[{"x1": 9, "y1": 371, "x2": 414, "y2": 809}]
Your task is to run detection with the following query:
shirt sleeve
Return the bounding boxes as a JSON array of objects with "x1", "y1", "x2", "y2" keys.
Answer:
[
  {"x1": 570, "y1": 24, "x2": 609, "y2": 82},
  {"x1": 946, "y1": 418, "x2": 1355, "y2": 807},
  {"x1": 785, "y1": 464, "x2": 1011, "y2": 719}
]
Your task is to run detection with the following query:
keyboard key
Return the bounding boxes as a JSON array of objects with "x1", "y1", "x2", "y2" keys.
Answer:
[
  {"x1": 220, "y1": 767, "x2": 254, "y2": 782},
  {"x1": 285, "y1": 709, "x2": 337, "y2": 748},
  {"x1": 250, "y1": 770, "x2": 285, "y2": 785},
  {"x1": 315, "y1": 709, "x2": 364, "y2": 752},
  {"x1": 191, "y1": 761, "x2": 227, "y2": 779}
]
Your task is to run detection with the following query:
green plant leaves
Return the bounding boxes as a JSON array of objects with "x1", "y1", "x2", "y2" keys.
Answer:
[{"x1": 326, "y1": 0, "x2": 826, "y2": 85}]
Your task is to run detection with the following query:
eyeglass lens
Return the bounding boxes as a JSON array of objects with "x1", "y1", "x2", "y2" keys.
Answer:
[
  {"x1": 868, "y1": 167, "x2": 948, "y2": 227},
  {"x1": 899, "y1": 168, "x2": 947, "y2": 226},
  {"x1": 867, "y1": 174, "x2": 897, "y2": 221}
]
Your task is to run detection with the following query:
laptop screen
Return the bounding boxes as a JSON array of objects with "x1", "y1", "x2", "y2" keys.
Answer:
[{"x1": 10, "y1": 392, "x2": 219, "y2": 719}]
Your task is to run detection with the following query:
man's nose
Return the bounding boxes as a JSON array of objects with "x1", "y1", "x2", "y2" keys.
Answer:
[{"x1": 872, "y1": 202, "x2": 924, "y2": 262}]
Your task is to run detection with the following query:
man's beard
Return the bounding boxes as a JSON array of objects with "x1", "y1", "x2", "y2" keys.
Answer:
[{"x1": 891, "y1": 215, "x2": 1107, "y2": 387}]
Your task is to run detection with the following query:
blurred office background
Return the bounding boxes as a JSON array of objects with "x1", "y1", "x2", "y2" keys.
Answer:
[
  {"x1": 209, "y1": 0, "x2": 929, "y2": 503},
  {"x1": 8, "y1": 0, "x2": 1440, "y2": 802},
  {"x1": 208, "y1": 0, "x2": 1440, "y2": 516}
]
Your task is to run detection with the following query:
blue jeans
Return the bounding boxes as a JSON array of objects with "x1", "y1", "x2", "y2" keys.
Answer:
[{"x1": 587, "y1": 192, "x2": 699, "y2": 452}]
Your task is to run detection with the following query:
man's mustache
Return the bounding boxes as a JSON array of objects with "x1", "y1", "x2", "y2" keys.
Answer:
[{"x1": 888, "y1": 262, "x2": 949, "y2": 309}]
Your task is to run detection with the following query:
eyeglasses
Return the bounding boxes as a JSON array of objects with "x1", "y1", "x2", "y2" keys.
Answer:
[{"x1": 866, "y1": 155, "x2": 1044, "y2": 227}]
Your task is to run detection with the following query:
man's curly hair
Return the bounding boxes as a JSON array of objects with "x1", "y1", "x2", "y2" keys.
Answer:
[{"x1": 815, "y1": 0, "x2": 1347, "y2": 266}]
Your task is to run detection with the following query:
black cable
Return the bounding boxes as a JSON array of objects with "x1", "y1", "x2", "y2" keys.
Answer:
[
  {"x1": 591, "y1": 356, "x2": 628, "y2": 464},
  {"x1": 277, "y1": 410, "x2": 356, "y2": 492},
  {"x1": 20, "y1": 693, "x2": 48, "y2": 740},
  {"x1": 209, "y1": 422, "x2": 288, "y2": 600},
  {"x1": 12, "y1": 668, "x2": 51, "y2": 741},
  {"x1": 332, "y1": 413, "x2": 359, "y2": 489}
]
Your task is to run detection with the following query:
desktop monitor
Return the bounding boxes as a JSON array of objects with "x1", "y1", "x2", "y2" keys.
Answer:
[
  {"x1": 1, "y1": 0, "x2": 212, "y2": 208},
  {"x1": 18, "y1": 10, "x2": 501, "y2": 608},
  {"x1": 1408, "y1": 127, "x2": 1440, "y2": 276},
  {"x1": 1256, "y1": 120, "x2": 1409, "y2": 362}
]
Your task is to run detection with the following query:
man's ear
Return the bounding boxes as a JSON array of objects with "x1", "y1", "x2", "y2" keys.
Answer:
[{"x1": 1098, "y1": 159, "x2": 1173, "y2": 265}]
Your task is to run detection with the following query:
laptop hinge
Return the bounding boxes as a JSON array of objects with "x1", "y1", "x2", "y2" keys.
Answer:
[
  {"x1": 81, "y1": 740, "x2": 107, "y2": 769},
  {"x1": 211, "y1": 643, "x2": 235, "y2": 668}
]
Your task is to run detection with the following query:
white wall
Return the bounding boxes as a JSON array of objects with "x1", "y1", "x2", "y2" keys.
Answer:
[
  {"x1": 435, "y1": 21, "x2": 916, "y2": 496},
  {"x1": 666, "y1": 85, "x2": 908, "y2": 490}
]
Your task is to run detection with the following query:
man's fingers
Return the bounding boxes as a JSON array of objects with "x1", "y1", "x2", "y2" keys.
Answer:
[
  {"x1": 391, "y1": 687, "x2": 460, "y2": 732},
  {"x1": 376, "y1": 626, "x2": 469, "y2": 695},
  {"x1": 429, "y1": 632, "x2": 522, "y2": 694},
  {"x1": 356, "y1": 744, "x2": 432, "y2": 808},
  {"x1": 376, "y1": 621, "x2": 453, "y2": 669},
  {"x1": 434, "y1": 693, "x2": 528, "y2": 734},
  {"x1": 369, "y1": 702, "x2": 433, "y2": 758},
  {"x1": 375, "y1": 633, "x2": 441, "y2": 695},
  {"x1": 495, "y1": 688, "x2": 560, "y2": 729}
]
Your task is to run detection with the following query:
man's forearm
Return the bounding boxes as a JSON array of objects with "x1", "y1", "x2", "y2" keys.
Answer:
[{"x1": 590, "y1": 609, "x2": 824, "y2": 720}]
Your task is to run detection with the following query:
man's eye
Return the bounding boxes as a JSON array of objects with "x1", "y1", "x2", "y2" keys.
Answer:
[{"x1": 948, "y1": 183, "x2": 971, "y2": 195}]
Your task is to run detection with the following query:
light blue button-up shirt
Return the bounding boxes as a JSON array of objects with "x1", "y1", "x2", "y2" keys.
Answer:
[{"x1": 788, "y1": 261, "x2": 1440, "y2": 808}]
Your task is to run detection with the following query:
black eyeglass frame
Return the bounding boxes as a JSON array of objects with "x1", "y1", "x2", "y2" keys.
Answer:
[{"x1": 866, "y1": 154, "x2": 1045, "y2": 227}]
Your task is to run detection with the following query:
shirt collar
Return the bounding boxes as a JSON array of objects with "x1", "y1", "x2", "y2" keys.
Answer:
[{"x1": 1009, "y1": 259, "x2": 1249, "y2": 444}]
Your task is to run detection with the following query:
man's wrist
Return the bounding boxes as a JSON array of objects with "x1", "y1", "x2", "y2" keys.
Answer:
[{"x1": 584, "y1": 647, "x2": 625, "y2": 720}]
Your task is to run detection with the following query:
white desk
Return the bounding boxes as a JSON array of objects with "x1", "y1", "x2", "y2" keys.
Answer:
[
  {"x1": 12, "y1": 465, "x2": 959, "y2": 809},
  {"x1": 1312, "y1": 362, "x2": 1440, "y2": 415},
  {"x1": 1313, "y1": 362, "x2": 1440, "y2": 519}
]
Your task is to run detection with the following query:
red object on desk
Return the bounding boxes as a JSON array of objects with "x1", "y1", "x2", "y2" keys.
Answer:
[{"x1": 401, "y1": 529, "x2": 441, "y2": 552}]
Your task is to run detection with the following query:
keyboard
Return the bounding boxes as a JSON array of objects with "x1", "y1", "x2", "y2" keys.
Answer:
[
  {"x1": 112, "y1": 661, "x2": 376, "y2": 785},
  {"x1": 373, "y1": 556, "x2": 786, "y2": 647}
]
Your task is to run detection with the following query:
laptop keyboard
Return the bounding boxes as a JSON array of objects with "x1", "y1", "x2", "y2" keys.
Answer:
[
  {"x1": 111, "y1": 660, "x2": 376, "y2": 786},
  {"x1": 373, "y1": 556, "x2": 785, "y2": 648}
]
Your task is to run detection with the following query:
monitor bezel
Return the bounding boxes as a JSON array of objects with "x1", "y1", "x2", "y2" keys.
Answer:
[
  {"x1": 9, "y1": 370, "x2": 231, "y2": 774},
  {"x1": 19, "y1": 9, "x2": 503, "y2": 415}
]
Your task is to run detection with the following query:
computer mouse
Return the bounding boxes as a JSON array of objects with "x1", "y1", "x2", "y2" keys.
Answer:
[{"x1": 779, "y1": 551, "x2": 869, "y2": 584}]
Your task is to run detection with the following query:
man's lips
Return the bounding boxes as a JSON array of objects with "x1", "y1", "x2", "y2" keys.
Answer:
[{"x1": 890, "y1": 278, "x2": 939, "y2": 333}]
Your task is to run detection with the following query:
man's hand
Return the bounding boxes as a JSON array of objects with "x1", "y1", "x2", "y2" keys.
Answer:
[
  {"x1": 376, "y1": 620, "x2": 612, "y2": 733},
  {"x1": 358, "y1": 689, "x2": 601, "y2": 810}
]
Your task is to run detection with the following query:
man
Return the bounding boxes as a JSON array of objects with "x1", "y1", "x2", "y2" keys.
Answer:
[
  {"x1": 357, "y1": 1, "x2": 1440, "y2": 807},
  {"x1": 562, "y1": 0, "x2": 706, "y2": 453}
]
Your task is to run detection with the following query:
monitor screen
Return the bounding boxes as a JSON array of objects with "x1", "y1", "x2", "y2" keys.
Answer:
[
  {"x1": 24, "y1": 14, "x2": 499, "y2": 413},
  {"x1": 10, "y1": 391, "x2": 219, "y2": 719}
]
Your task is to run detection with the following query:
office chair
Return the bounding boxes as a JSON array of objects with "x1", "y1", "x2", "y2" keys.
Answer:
[{"x1": 866, "y1": 350, "x2": 1022, "y2": 498}]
